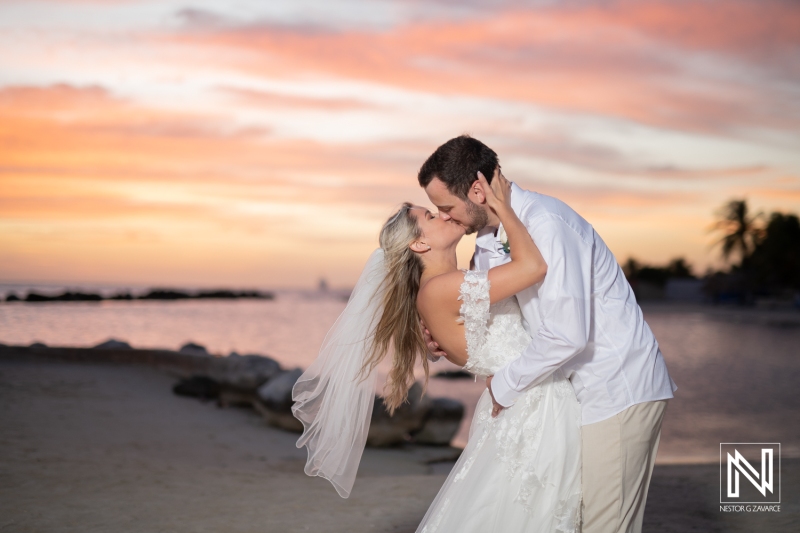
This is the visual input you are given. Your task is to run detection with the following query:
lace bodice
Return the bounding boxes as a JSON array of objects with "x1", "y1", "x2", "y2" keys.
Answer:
[{"x1": 459, "y1": 269, "x2": 532, "y2": 377}]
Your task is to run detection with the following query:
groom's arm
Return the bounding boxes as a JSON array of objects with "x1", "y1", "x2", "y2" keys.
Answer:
[{"x1": 489, "y1": 215, "x2": 593, "y2": 408}]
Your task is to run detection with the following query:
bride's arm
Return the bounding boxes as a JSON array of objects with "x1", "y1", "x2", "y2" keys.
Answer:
[{"x1": 478, "y1": 170, "x2": 547, "y2": 304}]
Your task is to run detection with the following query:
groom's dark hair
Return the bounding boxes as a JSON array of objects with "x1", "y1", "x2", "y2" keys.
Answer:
[{"x1": 418, "y1": 135, "x2": 499, "y2": 200}]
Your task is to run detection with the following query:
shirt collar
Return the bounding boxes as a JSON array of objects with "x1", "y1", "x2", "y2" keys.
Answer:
[{"x1": 510, "y1": 181, "x2": 526, "y2": 215}]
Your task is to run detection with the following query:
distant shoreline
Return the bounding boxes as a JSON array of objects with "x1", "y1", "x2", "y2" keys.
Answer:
[
  {"x1": 3, "y1": 291, "x2": 797, "y2": 323},
  {"x1": 640, "y1": 301, "x2": 800, "y2": 326},
  {"x1": 1, "y1": 287, "x2": 276, "y2": 303}
]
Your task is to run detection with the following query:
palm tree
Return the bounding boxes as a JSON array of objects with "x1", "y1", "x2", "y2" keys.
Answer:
[{"x1": 711, "y1": 199, "x2": 764, "y2": 266}]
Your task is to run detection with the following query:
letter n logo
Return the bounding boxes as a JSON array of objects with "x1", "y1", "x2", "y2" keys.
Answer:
[{"x1": 720, "y1": 443, "x2": 780, "y2": 504}]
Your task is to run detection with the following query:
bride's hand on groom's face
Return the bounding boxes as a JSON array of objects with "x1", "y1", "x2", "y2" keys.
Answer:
[{"x1": 476, "y1": 168, "x2": 511, "y2": 213}]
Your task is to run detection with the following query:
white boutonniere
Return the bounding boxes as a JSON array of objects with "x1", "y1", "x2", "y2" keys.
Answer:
[{"x1": 497, "y1": 225, "x2": 510, "y2": 254}]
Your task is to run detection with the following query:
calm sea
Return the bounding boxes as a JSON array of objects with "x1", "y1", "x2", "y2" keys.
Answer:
[{"x1": 1, "y1": 282, "x2": 798, "y2": 462}]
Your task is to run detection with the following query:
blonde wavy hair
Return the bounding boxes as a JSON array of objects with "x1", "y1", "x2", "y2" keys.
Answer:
[{"x1": 359, "y1": 202, "x2": 429, "y2": 415}]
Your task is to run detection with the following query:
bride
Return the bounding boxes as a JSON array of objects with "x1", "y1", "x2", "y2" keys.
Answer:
[{"x1": 292, "y1": 171, "x2": 583, "y2": 532}]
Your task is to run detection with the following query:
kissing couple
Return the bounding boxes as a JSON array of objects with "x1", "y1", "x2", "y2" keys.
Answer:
[{"x1": 292, "y1": 135, "x2": 678, "y2": 533}]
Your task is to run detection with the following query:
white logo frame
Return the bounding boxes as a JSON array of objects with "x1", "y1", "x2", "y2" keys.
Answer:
[{"x1": 720, "y1": 443, "x2": 781, "y2": 504}]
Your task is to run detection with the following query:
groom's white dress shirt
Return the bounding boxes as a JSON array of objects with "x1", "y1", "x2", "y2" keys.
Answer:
[{"x1": 477, "y1": 182, "x2": 677, "y2": 426}]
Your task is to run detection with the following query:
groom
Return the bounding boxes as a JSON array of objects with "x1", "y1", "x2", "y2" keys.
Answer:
[{"x1": 418, "y1": 135, "x2": 677, "y2": 533}]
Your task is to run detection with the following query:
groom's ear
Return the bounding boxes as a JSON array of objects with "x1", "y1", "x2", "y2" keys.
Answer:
[{"x1": 469, "y1": 178, "x2": 487, "y2": 205}]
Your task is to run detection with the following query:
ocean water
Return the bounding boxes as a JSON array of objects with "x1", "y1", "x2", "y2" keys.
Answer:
[{"x1": 1, "y1": 282, "x2": 798, "y2": 461}]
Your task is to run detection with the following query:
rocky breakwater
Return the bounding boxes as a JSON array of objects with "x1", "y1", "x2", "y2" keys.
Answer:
[
  {"x1": 175, "y1": 359, "x2": 465, "y2": 447},
  {"x1": 168, "y1": 345, "x2": 466, "y2": 447}
]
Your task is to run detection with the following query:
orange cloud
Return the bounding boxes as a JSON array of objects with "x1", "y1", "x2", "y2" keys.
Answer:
[
  {"x1": 745, "y1": 184, "x2": 800, "y2": 203},
  {"x1": 1, "y1": 82, "x2": 718, "y2": 227},
  {"x1": 0, "y1": 84, "x2": 433, "y2": 243},
  {"x1": 0, "y1": 85, "x2": 378, "y2": 185}
]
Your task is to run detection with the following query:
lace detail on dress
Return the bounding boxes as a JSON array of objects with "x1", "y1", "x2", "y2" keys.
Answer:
[
  {"x1": 458, "y1": 269, "x2": 491, "y2": 375},
  {"x1": 459, "y1": 270, "x2": 532, "y2": 377},
  {"x1": 481, "y1": 373, "x2": 582, "y2": 530},
  {"x1": 498, "y1": 382, "x2": 550, "y2": 513},
  {"x1": 494, "y1": 383, "x2": 545, "y2": 480}
]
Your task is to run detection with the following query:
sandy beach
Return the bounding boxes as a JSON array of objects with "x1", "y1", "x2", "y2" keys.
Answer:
[{"x1": 1, "y1": 351, "x2": 797, "y2": 532}]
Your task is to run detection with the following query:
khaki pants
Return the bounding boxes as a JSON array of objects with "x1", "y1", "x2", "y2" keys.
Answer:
[{"x1": 581, "y1": 400, "x2": 668, "y2": 533}]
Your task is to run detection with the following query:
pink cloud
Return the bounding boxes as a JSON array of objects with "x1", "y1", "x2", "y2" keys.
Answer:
[{"x1": 161, "y1": 0, "x2": 799, "y2": 136}]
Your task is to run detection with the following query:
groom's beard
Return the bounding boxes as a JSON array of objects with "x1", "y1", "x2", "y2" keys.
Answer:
[{"x1": 463, "y1": 198, "x2": 489, "y2": 235}]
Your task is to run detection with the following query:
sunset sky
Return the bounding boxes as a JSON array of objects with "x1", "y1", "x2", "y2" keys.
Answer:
[{"x1": 1, "y1": 0, "x2": 798, "y2": 289}]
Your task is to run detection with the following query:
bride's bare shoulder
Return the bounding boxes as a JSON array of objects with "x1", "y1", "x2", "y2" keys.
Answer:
[{"x1": 417, "y1": 270, "x2": 466, "y2": 313}]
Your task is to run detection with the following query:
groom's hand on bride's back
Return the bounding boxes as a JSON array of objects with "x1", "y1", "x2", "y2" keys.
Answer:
[
  {"x1": 486, "y1": 376, "x2": 506, "y2": 418},
  {"x1": 420, "y1": 319, "x2": 447, "y2": 361}
]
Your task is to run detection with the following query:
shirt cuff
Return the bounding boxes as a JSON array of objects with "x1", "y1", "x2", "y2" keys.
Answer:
[{"x1": 490, "y1": 368, "x2": 521, "y2": 408}]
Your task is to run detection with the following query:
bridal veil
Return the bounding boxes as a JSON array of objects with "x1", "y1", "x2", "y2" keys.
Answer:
[{"x1": 291, "y1": 248, "x2": 387, "y2": 498}]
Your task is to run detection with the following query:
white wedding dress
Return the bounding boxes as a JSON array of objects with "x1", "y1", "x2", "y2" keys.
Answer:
[{"x1": 415, "y1": 269, "x2": 583, "y2": 533}]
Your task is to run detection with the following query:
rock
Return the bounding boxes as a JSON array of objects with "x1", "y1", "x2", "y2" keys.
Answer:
[
  {"x1": 412, "y1": 398, "x2": 465, "y2": 446},
  {"x1": 179, "y1": 342, "x2": 209, "y2": 356},
  {"x1": 367, "y1": 381, "x2": 433, "y2": 447},
  {"x1": 257, "y1": 368, "x2": 303, "y2": 412},
  {"x1": 433, "y1": 370, "x2": 474, "y2": 380},
  {"x1": 254, "y1": 368, "x2": 304, "y2": 432},
  {"x1": 252, "y1": 400, "x2": 304, "y2": 432},
  {"x1": 93, "y1": 338, "x2": 132, "y2": 350},
  {"x1": 218, "y1": 389, "x2": 257, "y2": 408},
  {"x1": 4, "y1": 292, "x2": 20, "y2": 302},
  {"x1": 210, "y1": 353, "x2": 281, "y2": 391},
  {"x1": 172, "y1": 376, "x2": 220, "y2": 400},
  {"x1": 29, "y1": 341, "x2": 47, "y2": 349}
]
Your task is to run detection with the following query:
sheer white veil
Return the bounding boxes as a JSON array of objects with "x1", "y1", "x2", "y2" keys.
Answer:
[{"x1": 291, "y1": 248, "x2": 387, "y2": 498}]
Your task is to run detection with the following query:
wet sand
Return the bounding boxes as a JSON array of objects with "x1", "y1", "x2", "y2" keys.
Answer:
[{"x1": 0, "y1": 353, "x2": 797, "y2": 532}]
